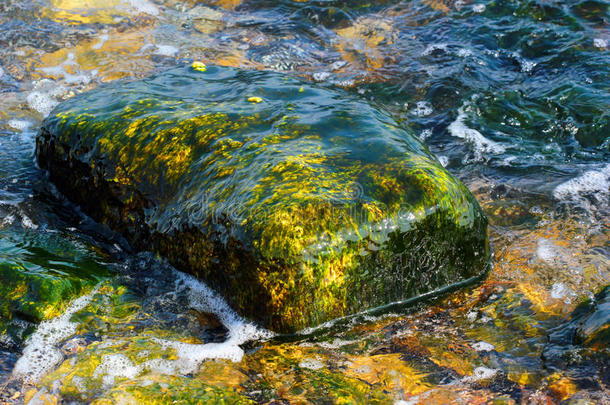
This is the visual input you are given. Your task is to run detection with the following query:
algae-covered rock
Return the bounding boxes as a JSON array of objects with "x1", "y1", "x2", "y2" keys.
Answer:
[{"x1": 36, "y1": 64, "x2": 489, "y2": 332}]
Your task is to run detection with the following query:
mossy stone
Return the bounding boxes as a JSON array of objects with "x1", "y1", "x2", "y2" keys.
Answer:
[{"x1": 36, "y1": 65, "x2": 489, "y2": 332}]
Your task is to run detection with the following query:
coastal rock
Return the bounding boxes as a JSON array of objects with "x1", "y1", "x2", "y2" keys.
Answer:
[{"x1": 36, "y1": 65, "x2": 489, "y2": 332}]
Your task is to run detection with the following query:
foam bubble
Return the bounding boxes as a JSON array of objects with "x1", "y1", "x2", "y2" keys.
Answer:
[
  {"x1": 464, "y1": 366, "x2": 498, "y2": 381},
  {"x1": 126, "y1": 0, "x2": 159, "y2": 15},
  {"x1": 593, "y1": 38, "x2": 607, "y2": 49},
  {"x1": 26, "y1": 80, "x2": 67, "y2": 117},
  {"x1": 155, "y1": 44, "x2": 179, "y2": 56},
  {"x1": 7, "y1": 119, "x2": 32, "y2": 131},
  {"x1": 553, "y1": 164, "x2": 610, "y2": 212},
  {"x1": 20, "y1": 214, "x2": 38, "y2": 230},
  {"x1": 299, "y1": 358, "x2": 324, "y2": 370},
  {"x1": 26, "y1": 92, "x2": 59, "y2": 117},
  {"x1": 551, "y1": 283, "x2": 568, "y2": 299},
  {"x1": 126, "y1": 271, "x2": 275, "y2": 375},
  {"x1": 313, "y1": 71, "x2": 331, "y2": 82},
  {"x1": 472, "y1": 341, "x2": 495, "y2": 352},
  {"x1": 0, "y1": 66, "x2": 4, "y2": 78},
  {"x1": 536, "y1": 238, "x2": 560, "y2": 264},
  {"x1": 473, "y1": 4, "x2": 486, "y2": 13},
  {"x1": 448, "y1": 106, "x2": 505, "y2": 161},
  {"x1": 411, "y1": 101, "x2": 433, "y2": 117},
  {"x1": 457, "y1": 48, "x2": 473, "y2": 57},
  {"x1": 419, "y1": 128, "x2": 432, "y2": 140},
  {"x1": 12, "y1": 286, "x2": 100, "y2": 383},
  {"x1": 94, "y1": 354, "x2": 141, "y2": 387},
  {"x1": 422, "y1": 43, "x2": 447, "y2": 56}
]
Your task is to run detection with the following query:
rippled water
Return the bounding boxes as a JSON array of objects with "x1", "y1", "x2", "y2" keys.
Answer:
[{"x1": 0, "y1": 0, "x2": 608, "y2": 403}]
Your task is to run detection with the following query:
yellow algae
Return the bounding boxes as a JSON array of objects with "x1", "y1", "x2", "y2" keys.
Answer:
[
  {"x1": 334, "y1": 16, "x2": 397, "y2": 73},
  {"x1": 39, "y1": 65, "x2": 488, "y2": 332},
  {"x1": 42, "y1": 0, "x2": 123, "y2": 24},
  {"x1": 423, "y1": 0, "x2": 451, "y2": 13},
  {"x1": 192, "y1": 61, "x2": 208, "y2": 72},
  {"x1": 36, "y1": 28, "x2": 155, "y2": 83},
  {"x1": 546, "y1": 374, "x2": 579, "y2": 402},
  {"x1": 196, "y1": 360, "x2": 247, "y2": 390},
  {"x1": 345, "y1": 353, "x2": 431, "y2": 397},
  {"x1": 207, "y1": 0, "x2": 243, "y2": 10}
]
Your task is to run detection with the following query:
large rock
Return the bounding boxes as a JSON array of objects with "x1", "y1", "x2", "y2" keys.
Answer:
[{"x1": 36, "y1": 64, "x2": 489, "y2": 332}]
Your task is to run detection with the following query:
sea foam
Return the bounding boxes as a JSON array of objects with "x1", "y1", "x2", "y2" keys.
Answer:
[
  {"x1": 553, "y1": 163, "x2": 610, "y2": 212},
  {"x1": 12, "y1": 286, "x2": 100, "y2": 383}
]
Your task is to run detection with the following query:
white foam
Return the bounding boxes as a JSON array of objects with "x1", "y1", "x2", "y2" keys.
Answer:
[
  {"x1": 437, "y1": 155, "x2": 448, "y2": 167},
  {"x1": 422, "y1": 43, "x2": 447, "y2": 56},
  {"x1": 94, "y1": 354, "x2": 141, "y2": 387},
  {"x1": 457, "y1": 48, "x2": 473, "y2": 58},
  {"x1": 550, "y1": 283, "x2": 568, "y2": 299},
  {"x1": 12, "y1": 286, "x2": 100, "y2": 384},
  {"x1": 126, "y1": 0, "x2": 159, "y2": 15},
  {"x1": 536, "y1": 238, "x2": 559, "y2": 264},
  {"x1": 7, "y1": 119, "x2": 32, "y2": 131},
  {"x1": 0, "y1": 214, "x2": 15, "y2": 227},
  {"x1": 92, "y1": 271, "x2": 272, "y2": 383},
  {"x1": 464, "y1": 366, "x2": 497, "y2": 381},
  {"x1": 473, "y1": 4, "x2": 486, "y2": 13},
  {"x1": 299, "y1": 358, "x2": 324, "y2": 370},
  {"x1": 411, "y1": 101, "x2": 433, "y2": 117},
  {"x1": 313, "y1": 71, "x2": 331, "y2": 82},
  {"x1": 26, "y1": 80, "x2": 67, "y2": 117},
  {"x1": 20, "y1": 214, "x2": 39, "y2": 230},
  {"x1": 448, "y1": 106, "x2": 505, "y2": 161},
  {"x1": 133, "y1": 271, "x2": 274, "y2": 375},
  {"x1": 26, "y1": 92, "x2": 59, "y2": 117},
  {"x1": 472, "y1": 341, "x2": 494, "y2": 352},
  {"x1": 419, "y1": 129, "x2": 432, "y2": 140},
  {"x1": 395, "y1": 398, "x2": 418, "y2": 405},
  {"x1": 553, "y1": 163, "x2": 610, "y2": 211},
  {"x1": 154, "y1": 44, "x2": 179, "y2": 56},
  {"x1": 593, "y1": 38, "x2": 607, "y2": 48},
  {"x1": 0, "y1": 66, "x2": 4, "y2": 78},
  {"x1": 520, "y1": 58, "x2": 536, "y2": 73}
]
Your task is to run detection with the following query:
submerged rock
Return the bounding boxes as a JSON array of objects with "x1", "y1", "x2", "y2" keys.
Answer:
[{"x1": 36, "y1": 64, "x2": 489, "y2": 332}]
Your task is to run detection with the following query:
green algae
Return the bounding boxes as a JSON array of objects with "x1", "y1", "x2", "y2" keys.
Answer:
[
  {"x1": 37, "y1": 64, "x2": 489, "y2": 332},
  {"x1": 0, "y1": 228, "x2": 109, "y2": 341}
]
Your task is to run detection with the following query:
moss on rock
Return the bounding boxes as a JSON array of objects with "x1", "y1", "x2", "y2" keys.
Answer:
[{"x1": 36, "y1": 64, "x2": 489, "y2": 332}]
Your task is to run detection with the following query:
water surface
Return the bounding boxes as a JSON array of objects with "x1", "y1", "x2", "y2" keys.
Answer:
[{"x1": 0, "y1": 0, "x2": 608, "y2": 403}]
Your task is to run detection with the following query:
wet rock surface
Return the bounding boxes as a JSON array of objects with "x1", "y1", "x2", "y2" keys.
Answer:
[{"x1": 36, "y1": 64, "x2": 489, "y2": 332}]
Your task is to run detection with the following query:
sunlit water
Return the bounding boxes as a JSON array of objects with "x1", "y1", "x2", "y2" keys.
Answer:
[{"x1": 0, "y1": 0, "x2": 608, "y2": 403}]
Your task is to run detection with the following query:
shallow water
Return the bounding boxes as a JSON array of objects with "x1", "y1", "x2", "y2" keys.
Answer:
[{"x1": 0, "y1": 0, "x2": 608, "y2": 403}]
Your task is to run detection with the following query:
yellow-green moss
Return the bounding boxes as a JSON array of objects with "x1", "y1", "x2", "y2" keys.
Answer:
[{"x1": 37, "y1": 64, "x2": 489, "y2": 332}]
